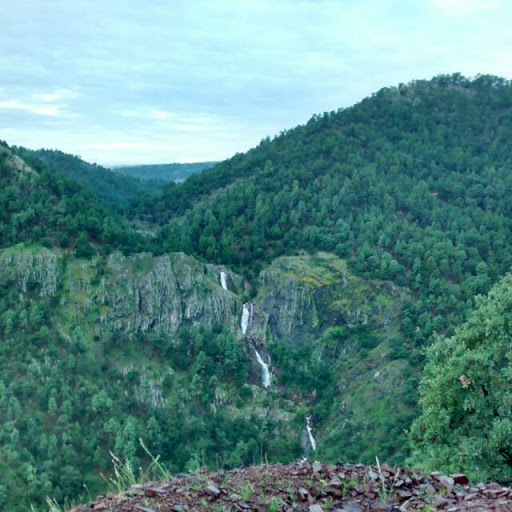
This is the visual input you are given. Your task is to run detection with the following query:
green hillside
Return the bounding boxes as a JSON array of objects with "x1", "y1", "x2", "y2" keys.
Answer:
[
  {"x1": 19, "y1": 148, "x2": 163, "y2": 206},
  {"x1": 136, "y1": 72, "x2": 512, "y2": 471},
  {"x1": 1, "y1": 74, "x2": 512, "y2": 510},
  {"x1": 144, "y1": 74, "x2": 512, "y2": 336},
  {"x1": 0, "y1": 144, "x2": 143, "y2": 254}
]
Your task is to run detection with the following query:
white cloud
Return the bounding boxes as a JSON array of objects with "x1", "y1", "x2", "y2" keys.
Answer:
[
  {"x1": 150, "y1": 109, "x2": 176, "y2": 120},
  {"x1": 185, "y1": 116, "x2": 212, "y2": 124},
  {"x1": 88, "y1": 142, "x2": 143, "y2": 150},
  {"x1": 0, "y1": 99, "x2": 61, "y2": 116},
  {"x1": 430, "y1": 0, "x2": 502, "y2": 16},
  {"x1": 32, "y1": 89, "x2": 75, "y2": 102},
  {"x1": 173, "y1": 124, "x2": 201, "y2": 132},
  {"x1": 116, "y1": 108, "x2": 143, "y2": 118}
]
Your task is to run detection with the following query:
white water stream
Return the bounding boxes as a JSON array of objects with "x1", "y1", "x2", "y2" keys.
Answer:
[
  {"x1": 254, "y1": 349, "x2": 272, "y2": 388},
  {"x1": 306, "y1": 415, "x2": 317, "y2": 451},
  {"x1": 241, "y1": 302, "x2": 253, "y2": 335},
  {"x1": 220, "y1": 271, "x2": 228, "y2": 291}
]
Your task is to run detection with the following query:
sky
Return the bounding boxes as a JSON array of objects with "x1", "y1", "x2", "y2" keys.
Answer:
[{"x1": 1, "y1": 0, "x2": 511, "y2": 167}]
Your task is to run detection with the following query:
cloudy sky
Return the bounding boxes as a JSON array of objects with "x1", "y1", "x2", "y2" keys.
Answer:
[{"x1": 1, "y1": 0, "x2": 511, "y2": 166}]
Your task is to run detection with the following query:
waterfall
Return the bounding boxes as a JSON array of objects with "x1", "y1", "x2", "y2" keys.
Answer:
[
  {"x1": 241, "y1": 302, "x2": 253, "y2": 335},
  {"x1": 220, "y1": 271, "x2": 228, "y2": 291},
  {"x1": 254, "y1": 349, "x2": 272, "y2": 388},
  {"x1": 306, "y1": 415, "x2": 317, "y2": 451}
]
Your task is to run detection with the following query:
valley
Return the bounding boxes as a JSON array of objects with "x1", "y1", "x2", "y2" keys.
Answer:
[{"x1": 0, "y1": 74, "x2": 511, "y2": 510}]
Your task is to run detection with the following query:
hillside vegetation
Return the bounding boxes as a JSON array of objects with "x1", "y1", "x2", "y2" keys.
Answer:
[
  {"x1": 411, "y1": 273, "x2": 512, "y2": 483},
  {"x1": 0, "y1": 144, "x2": 144, "y2": 254},
  {"x1": 1, "y1": 74, "x2": 512, "y2": 510},
  {"x1": 18, "y1": 148, "x2": 163, "y2": 206}
]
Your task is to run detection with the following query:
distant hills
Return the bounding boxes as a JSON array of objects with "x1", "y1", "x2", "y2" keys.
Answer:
[
  {"x1": 113, "y1": 161, "x2": 218, "y2": 182},
  {"x1": 17, "y1": 148, "x2": 162, "y2": 206},
  {"x1": 13, "y1": 149, "x2": 217, "y2": 207}
]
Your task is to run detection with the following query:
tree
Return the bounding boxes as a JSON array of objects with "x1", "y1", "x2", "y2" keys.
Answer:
[
  {"x1": 410, "y1": 273, "x2": 512, "y2": 483},
  {"x1": 74, "y1": 232, "x2": 95, "y2": 259}
]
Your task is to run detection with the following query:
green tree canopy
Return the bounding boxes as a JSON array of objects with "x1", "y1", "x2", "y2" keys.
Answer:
[{"x1": 410, "y1": 273, "x2": 512, "y2": 483}]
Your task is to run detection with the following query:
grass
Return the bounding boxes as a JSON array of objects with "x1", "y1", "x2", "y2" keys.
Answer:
[
  {"x1": 238, "y1": 482, "x2": 255, "y2": 501},
  {"x1": 269, "y1": 496, "x2": 285, "y2": 511},
  {"x1": 101, "y1": 438, "x2": 171, "y2": 494}
]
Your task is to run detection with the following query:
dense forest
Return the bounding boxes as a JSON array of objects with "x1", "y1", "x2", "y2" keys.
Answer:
[
  {"x1": 17, "y1": 148, "x2": 163, "y2": 206},
  {"x1": 0, "y1": 143, "x2": 144, "y2": 254},
  {"x1": 1, "y1": 73, "x2": 512, "y2": 511}
]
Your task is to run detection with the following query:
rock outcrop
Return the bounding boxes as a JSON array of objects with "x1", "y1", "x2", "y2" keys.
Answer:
[
  {"x1": 252, "y1": 253, "x2": 406, "y2": 347},
  {"x1": 0, "y1": 246, "x2": 59, "y2": 297},
  {"x1": 69, "y1": 461, "x2": 512, "y2": 512},
  {"x1": 0, "y1": 247, "x2": 405, "y2": 351},
  {"x1": 96, "y1": 252, "x2": 242, "y2": 334}
]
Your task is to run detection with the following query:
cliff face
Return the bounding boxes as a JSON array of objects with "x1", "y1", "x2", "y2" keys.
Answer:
[
  {"x1": 252, "y1": 253, "x2": 405, "y2": 347},
  {"x1": 0, "y1": 246, "x2": 403, "y2": 351},
  {"x1": 0, "y1": 247, "x2": 60, "y2": 297},
  {"x1": 96, "y1": 253, "x2": 242, "y2": 334},
  {"x1": 0, "y1": 246, "x2": 243, "y2": 337}
]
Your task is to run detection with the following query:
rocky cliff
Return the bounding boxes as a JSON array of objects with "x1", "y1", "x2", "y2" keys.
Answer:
[
  {"x1": 252, "y1": 252, "x2": 405, "y2": 347},
  {"x1": 0, "y1": 246, "x2": 244, "y2": 337},
  {"x1": 0, "y1": 246, "x2": 404, "y2": 350}
]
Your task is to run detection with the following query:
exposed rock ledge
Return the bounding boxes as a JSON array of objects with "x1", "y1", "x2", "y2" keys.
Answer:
[{"x1": 70, "y1": 461, "x2": 512, "y2": 511}]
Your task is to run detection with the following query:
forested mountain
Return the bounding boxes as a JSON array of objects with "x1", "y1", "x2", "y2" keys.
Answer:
[
  {"x1": 17, "y1": 148, "x2": 162, "y2": 206},
  {"x1": 0, "y1": 143, "x2": 144, "y2": 254},
  {"x1": 1, "y1": 74, "x2": 512, "y2": 511},
  {"x1": 114, "y1": 161, "x2": 217, "y2": 182},
  {"x1": 140, "y1": 74, "x2": 512, "y2": 339}
]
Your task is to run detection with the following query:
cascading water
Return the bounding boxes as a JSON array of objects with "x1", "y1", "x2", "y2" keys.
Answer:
[
  {"x1": 254, "y1": 349, "x2": 272, "y2": 388},
  {"x1": 306, "y1": 415, "x2": 317, "y2": 451},
  {"x1": 220, "y1": 271, "x2": 228, "y2": 291},
  {"x1": 241, "y1": 302, "x2": 253, "y2": 335}
]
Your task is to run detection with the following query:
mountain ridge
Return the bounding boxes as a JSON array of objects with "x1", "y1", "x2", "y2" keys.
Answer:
[{"x1": 1, "y1": 73, "x2": 512, "y2": 510}]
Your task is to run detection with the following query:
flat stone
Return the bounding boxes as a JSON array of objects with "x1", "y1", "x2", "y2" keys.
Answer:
[
  {"x1": 329, "y1": 475, "x2": 342, "y2": 488},
  {"x1": 135, "y1": 506, "x2": 156, "y2": 512},
  {"x1": 205, "y1": 484, "x2": 221, "y2": 497},
  {"x1": 434, "y1": 498, "x2": 450, "y2": 509},
  {"x1": 297, "y1": 487, "x2": 310, "y2": 501},
  {"x1": 437, "y1": 476, "x2": 454, "y2": 491},
  {"x1": 325, "y1": 485, "x2": 343, "y2": 498},
  {"x1": 144, "y1": 487, "x2": 166, "y2": 497},
  {"x1": 340, "y1": 501, "x2": 363, "y2": 512},
  {"x1": 450, "y1": 474, "x2": 469, "y2": 485},
  {"x1": 396, "y1": 489, "x2": 412, "y2": 500},
  {"x1": 369, "y1": 501, "x2": 391, "y2": 511},
  {"x1": 368, "y1": 470, "x2": 379, "y2": 480}
]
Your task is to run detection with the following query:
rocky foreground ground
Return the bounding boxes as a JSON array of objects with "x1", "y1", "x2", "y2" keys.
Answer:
[{"x1": 70, "y1": 461, "x2": 512, "y2": 511}]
